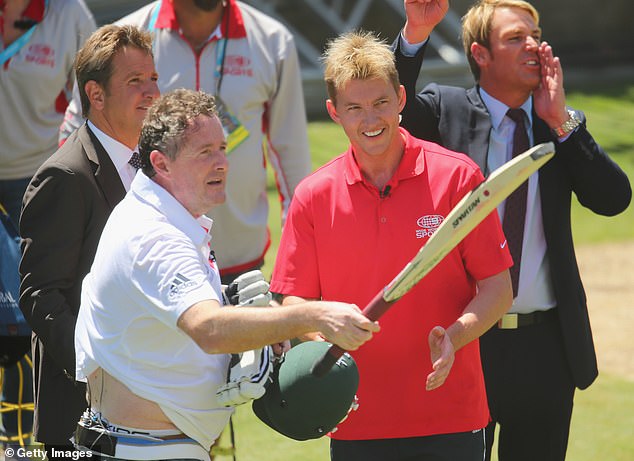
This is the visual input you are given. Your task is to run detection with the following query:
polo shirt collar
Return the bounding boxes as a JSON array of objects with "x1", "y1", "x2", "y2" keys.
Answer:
[
  {"x1": 130, "y1": 171, "x2": 213, "y2": 249},
  {"x1": 153, "y1": 0, "x2": 247, "y2": 39},
  {"x1": 0, "y1": 0, "x2": 46, "y2": 22},
  {"x1": 344, "y1": 127, "x2": 425, "y2": 189}
]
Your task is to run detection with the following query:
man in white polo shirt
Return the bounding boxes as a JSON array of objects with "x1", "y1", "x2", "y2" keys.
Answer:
[
  {"x1": 20, "y1": 24, "x2": 159, "y2": 457},
  {"x1": 73, "y1": 89, "x2": 378, "y2": 461}
]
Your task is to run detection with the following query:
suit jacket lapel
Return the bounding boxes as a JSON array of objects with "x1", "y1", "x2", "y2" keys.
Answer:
[
  {"x1": 78, "y1": 124, "x2": 127, "y2": 209},
  {"x1": 466, "y1": 86, "x2": 493, "y2": 175}
]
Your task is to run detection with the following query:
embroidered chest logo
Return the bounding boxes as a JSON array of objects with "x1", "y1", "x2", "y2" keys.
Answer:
[
  {"x1": 25, "y1": 44, "x2": 55, "y2": 68},
  {"x1": 223, "y1": 55, "x2": 253, "y2": 77},
  {"x1": 416, "y1": 214, "x2": 444, "y2": 239}
]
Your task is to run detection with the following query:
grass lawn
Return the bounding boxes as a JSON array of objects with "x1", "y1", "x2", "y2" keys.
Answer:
[
  {"x1": 567, "y1": 83, "x2": 634, "y2": 243},
  {"x1": 225, "y1": 81, "x2": 634, "y2": 461},
  {"x1": 216, "y1": 372, "x2": 634, "y2": 461}
]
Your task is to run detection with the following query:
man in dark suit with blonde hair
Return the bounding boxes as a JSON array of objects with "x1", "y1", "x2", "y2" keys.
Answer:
[
  {"x1": 393, "y1": 1, "x2": 631, "y2": 460},
  {"x1": 19, "y1": 24, "x2": 159, "y2": 457}
]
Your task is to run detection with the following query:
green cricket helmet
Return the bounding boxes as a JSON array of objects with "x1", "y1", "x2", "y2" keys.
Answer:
[{"x1": 252, "y1": 341, "x2": 359, "y2": 441}]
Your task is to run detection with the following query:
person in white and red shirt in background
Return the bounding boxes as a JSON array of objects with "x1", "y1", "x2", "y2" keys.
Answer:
[
  {"x1": 1, "y1": 0, "x2": 94, "y2": 221},
  {"x1": 0, "y1": 0, "x2": 94, "y2": 453},
  {"x1": 60, "y1": 0, "x2": 312, "y2": 285}
]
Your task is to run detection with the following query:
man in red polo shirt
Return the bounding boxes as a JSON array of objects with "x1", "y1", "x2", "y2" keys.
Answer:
[{"x1": 270, "y1": 30, "x2": 513, "y2": 461}]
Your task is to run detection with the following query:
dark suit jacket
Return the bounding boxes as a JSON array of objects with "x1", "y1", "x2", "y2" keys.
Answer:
[
  {"x1": 19, "y1": 123, "x2": 126, "y2": 444},
  {"x1": 394, "y1": 41, "x2": 632, "y2": 390}
]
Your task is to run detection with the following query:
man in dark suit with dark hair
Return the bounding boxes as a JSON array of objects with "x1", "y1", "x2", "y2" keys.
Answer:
[
  {"x1": 393, "y1": 1, "x2": 631, "y2": 461},
  {"x1": 19, "y1": 24, "x2": 159, "y2": 456}
]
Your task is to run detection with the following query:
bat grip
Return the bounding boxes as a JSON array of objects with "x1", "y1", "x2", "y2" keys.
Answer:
[
  {"x1": 311, "y1": 291, "x2": 394, "y2": 377},
  {"x1": 310, "y1": 344, "x2": 346, "y2": 377}
]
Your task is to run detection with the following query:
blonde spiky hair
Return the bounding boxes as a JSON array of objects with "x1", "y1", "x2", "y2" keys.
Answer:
[{"x1": 322, "y1": 30, "x2": 400, "y2": 105}]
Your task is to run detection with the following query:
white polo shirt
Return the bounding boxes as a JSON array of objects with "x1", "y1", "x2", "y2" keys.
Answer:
[{"x1": 75, "y1": 172, "x2": 232, "y2": 450}]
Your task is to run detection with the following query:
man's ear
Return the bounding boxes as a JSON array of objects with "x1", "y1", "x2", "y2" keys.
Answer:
[
  {"x1": 326, "y1": 99, "x2": 340, "y2": 124},
  {"x1": 150, "y1": 150, "x2": 169, "y2": 177},
  {"x1": 85, "y1": 81, "x2": 105, "y2": 111},
  {"x1": 398, "y1": 84, "x2": 406, "y2": 113},
  {"x1": 471, "y1": 42, "x2": 489, "y2": 67}
]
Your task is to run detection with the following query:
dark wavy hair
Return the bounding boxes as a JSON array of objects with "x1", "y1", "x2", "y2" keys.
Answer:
[{"x1": 138, "y1": 89, "x2": 218, "y2": 177}]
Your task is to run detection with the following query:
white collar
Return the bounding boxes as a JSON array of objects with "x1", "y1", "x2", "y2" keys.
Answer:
[
  {"x1": 87, "y1": 120, "x2": 137, "y2": 170},
  {"x1": 130, "y1": 172, "x2": 214, "y2": 249},
  {"x1": 479, "y1": 88, "x2": 533, "y2": 130}
]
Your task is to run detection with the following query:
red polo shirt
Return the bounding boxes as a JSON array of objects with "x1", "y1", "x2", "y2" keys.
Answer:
[{"x1": 271, "y1": 128, "x2": 512, "y2": 440}]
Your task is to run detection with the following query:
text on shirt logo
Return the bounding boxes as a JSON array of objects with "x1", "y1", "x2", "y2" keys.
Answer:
[
  {"x1": 416, "y1": 214, "x2": 444, "y2": 239},
  {"x1": 25, "y1": 44, "x2": 56, "y2": 68},
  {"x1": 167, "y1": 273, "x2": 197, "y2": 301},
  {"x1": 223, "y1": 55, "x2": 253, "y2": 77}
]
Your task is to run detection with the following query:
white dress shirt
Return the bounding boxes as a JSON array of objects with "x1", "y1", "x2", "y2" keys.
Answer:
[
  {"x1": 87, "y1": 120, "x2": 138, "y2": 191},
  {"x1": 479, "y1": 89, "x2": 556, "y2": 313}
]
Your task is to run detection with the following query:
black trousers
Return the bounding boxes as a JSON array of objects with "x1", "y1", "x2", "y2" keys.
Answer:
[
  {"x1": 480, "y1": 311, "x2": 575, "y2": 461},
  {"x1": 330, "y1": 430, "x2": 485, "y2": 461}
]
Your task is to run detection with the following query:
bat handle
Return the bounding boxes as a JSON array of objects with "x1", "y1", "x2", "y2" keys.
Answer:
[
  {"x1": 310, "y1": 344, "x2": 346, "y2": 377},
  {"x1": 311, "y1": 291, "x2": 394, "y2": 377}
]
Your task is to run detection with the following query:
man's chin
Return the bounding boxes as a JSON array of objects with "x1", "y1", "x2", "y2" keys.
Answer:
[
  {"x1": 193, "y1": 0, "x2": 222, "y2": 12},
  {"x1": 207, "y1": 194, "x2": 226, "y2": 209}
]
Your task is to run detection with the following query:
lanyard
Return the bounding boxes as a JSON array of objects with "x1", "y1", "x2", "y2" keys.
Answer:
[
  {"x1": 148, "y1": 0, "x2": 228, "y2": 96},
  {"x1": 0, "y1": 0, "x2": 49, "y2": 67},
  {"x1": 214, "y1": 37, "x2": 227, "y2": 96}
]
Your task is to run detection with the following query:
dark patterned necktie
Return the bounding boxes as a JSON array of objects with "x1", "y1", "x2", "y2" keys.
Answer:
[
  {"x1": 503, "y1": 108, "x2": 529, "y2": 297},
  {"x1": 128, "y1": 151, "x2": 143, "y2": 170}
]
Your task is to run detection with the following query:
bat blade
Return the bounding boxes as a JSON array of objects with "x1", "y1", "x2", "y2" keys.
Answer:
[{"x1": 311, "y1": 142, "x2": 555, "y2": 377}]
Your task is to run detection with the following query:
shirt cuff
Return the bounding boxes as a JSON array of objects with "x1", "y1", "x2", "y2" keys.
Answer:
[{"x1": 399, "y1": 31, "x2": 429, "y2": 57}]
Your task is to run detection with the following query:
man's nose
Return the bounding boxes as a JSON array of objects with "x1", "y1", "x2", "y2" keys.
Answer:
[
  {"x1": 144, "y1": 80, "x2": 160, "y2": 99},
  {"x1": 525, "y1": 36, "x2": 539, "y2": 49}
]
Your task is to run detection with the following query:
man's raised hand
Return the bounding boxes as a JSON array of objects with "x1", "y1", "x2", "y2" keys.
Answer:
[{"x1": 403, "y1": 0, "x2": 449, "y2": 44}]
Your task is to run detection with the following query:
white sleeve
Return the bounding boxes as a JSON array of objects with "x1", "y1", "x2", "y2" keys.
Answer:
[{"x1": 130, "y1": 234, "x2": 221, "y2": 327}]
